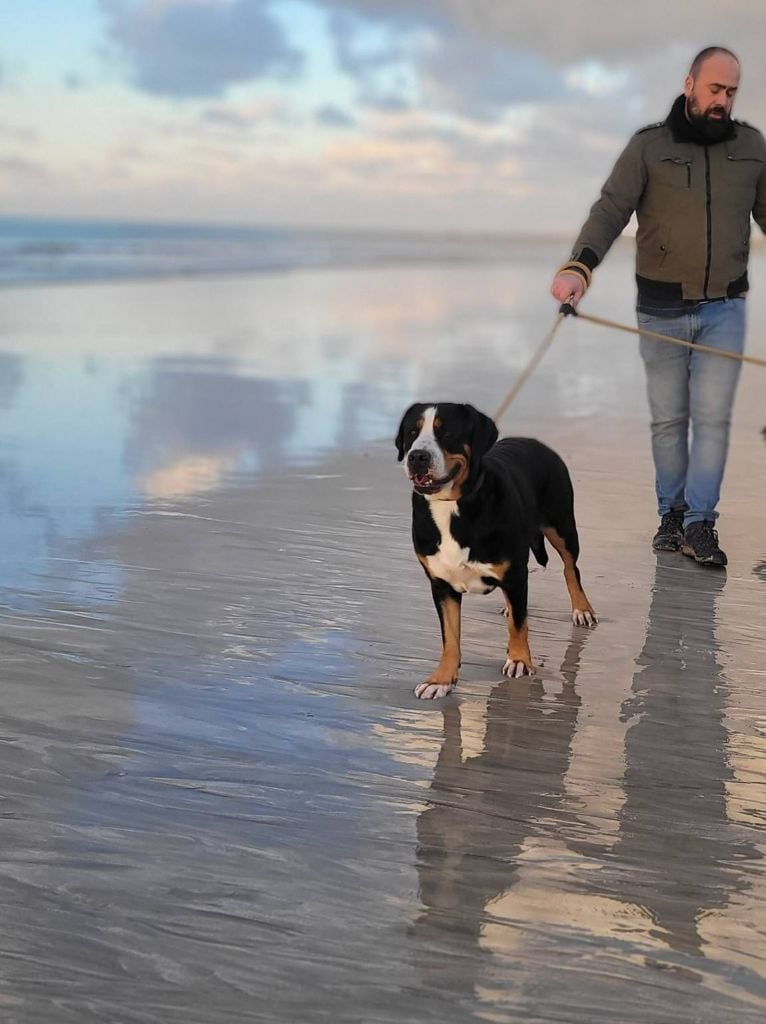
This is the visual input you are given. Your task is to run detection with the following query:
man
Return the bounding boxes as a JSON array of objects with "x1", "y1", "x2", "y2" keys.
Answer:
[{"x1": 551, "y1": 47, "x2": 766, "y2": 567}]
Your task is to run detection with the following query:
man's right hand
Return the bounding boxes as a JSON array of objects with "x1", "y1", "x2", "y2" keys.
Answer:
[{"x1": 550, "y1": 272, "x2": 586, "y2": 307}]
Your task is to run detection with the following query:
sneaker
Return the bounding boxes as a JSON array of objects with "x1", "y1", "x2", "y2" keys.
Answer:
[
  {"x1": 681, "y1": 521, "x2": 728, "y2": 567},
  {"x1": 652, "y1": 508, "x2": 685, "y2": 552}
]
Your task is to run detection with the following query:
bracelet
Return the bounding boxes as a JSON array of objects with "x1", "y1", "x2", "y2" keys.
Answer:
[{"x1": 556, "y1": 260, "x2": 592, "y2": 288}]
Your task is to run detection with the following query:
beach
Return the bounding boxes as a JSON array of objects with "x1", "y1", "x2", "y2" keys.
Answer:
[{"x1": 0, "y1": 236, "x2": 765, "y2": 1021}]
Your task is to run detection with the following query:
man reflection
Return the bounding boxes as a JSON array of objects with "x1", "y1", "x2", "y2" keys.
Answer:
[
  {"x1": 608, "y1": 559, "x2": 759, "y2": 955},
  {"x1": 412, "y1": 633, "x2": 587, "y2": 994}
]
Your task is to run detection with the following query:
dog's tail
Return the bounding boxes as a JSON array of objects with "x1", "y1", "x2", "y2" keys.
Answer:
[{"x1": 530, "y1": 532, "x2": 548, "y2": 568}]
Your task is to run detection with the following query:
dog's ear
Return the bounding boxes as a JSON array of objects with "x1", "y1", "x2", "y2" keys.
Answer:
[
  {"x1": 465, "y1": 405, "x2": 498, "y2": 459},
  {"x1": 395, "y1": 404, "x2": 420, "y2": 462}
]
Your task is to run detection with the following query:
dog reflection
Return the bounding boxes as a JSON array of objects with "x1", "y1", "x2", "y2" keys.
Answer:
[{"x1": 412, "y1": 633, "x2": 587, "y2": 991}]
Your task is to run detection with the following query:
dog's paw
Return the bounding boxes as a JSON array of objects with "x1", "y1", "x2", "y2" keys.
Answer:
[
  {"x1": 502, "y1": 658, "x2": 533, "y2": 678},
  {"x1": 572, "y1": 609, "x2": 597, "y2": 627},
  {"x1": 414, "y1": 681, "x2": 455, "y2": 700}
]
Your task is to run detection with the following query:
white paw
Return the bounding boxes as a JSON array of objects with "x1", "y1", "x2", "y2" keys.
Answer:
[
  {"x1": 502, "y1": 659, "x2": 532, "y2": 678},
  {"x1": 414, "y1": 682, "x2": 454, "y2": 700},
  {"x1": 572, "y1": 609, "x2": 597, "y2": 627}
]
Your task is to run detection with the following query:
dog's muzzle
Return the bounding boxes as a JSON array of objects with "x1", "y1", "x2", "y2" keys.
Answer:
[{"x1": 406, "y1": 449, "x2": 460, "y2": 494}]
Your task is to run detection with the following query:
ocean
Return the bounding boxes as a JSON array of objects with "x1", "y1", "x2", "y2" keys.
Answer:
[{"x1": 0, "y1": 215, "x2": 557, "y2": 287}]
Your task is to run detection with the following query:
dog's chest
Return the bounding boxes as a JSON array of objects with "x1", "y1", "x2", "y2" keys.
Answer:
[{"x1": 425, "y1": 501, "x2": 500, "y2": 595}]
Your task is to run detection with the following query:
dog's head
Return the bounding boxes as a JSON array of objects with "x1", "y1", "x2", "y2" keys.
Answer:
[{"x1": 395, "y1": 403, "x2": 498, "y2": 498}]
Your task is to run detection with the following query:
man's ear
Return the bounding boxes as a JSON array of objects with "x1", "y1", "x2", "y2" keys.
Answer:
[
  {"x1": 465, "y1": 405, "x2": 498, "y2": 459},
  {"x1": 395, "y1": 404, "x2": 420, "y2": 462}
]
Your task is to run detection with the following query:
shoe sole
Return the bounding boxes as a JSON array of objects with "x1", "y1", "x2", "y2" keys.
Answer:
[
  {"x1": 652, "y1": 540, "x2": 683, "y2": 552},
  {"x1": 681, "y1": 544, "x2": 728, "y2": 567}
]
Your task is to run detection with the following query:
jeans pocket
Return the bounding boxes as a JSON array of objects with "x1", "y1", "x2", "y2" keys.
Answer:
[{"x1": 636, "y1": 311, "x2": 658, "y2": 327}]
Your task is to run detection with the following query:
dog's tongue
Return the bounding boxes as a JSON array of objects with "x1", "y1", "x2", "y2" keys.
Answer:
[{"x1": 414, "y1": 473, "x2": 433, "y2": 487}]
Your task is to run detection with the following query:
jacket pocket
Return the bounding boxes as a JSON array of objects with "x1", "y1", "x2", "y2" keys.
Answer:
[
  {"x1": 657, "y1": 155, "x2": 692, "y2": 189},
  {"x1": 724, "y1": 153, "x2": 764, "y2": 192}
]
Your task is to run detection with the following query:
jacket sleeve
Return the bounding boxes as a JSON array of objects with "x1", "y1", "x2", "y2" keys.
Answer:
[
  {"x1": 569, "y1": 132, "x2": 648, "y2": 267},
  {"x1": 752, "y1": 142, "x2": 766, "y2": 234}
]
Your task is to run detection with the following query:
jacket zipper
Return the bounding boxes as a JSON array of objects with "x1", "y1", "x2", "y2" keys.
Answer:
[{"x1": 703, "y1": 147, "x2": 712, "y2": 298}]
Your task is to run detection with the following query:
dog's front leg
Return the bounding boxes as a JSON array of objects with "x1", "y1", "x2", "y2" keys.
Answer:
[
  {"x1": 501, "y1": 566, "x2": 534, "y2": 678},
  {"x1": 415, "y1": 579, "x2": 462, "y2": 700}
]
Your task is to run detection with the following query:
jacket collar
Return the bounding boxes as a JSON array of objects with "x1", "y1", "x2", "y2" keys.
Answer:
[{"x1": 666, "y1": 93, "x2": 736, "y2": 146}]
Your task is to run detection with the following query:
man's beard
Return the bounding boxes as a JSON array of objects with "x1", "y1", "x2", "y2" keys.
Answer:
[{"x1": 685, "y1": 97, "x2": 732, "y2": 142}]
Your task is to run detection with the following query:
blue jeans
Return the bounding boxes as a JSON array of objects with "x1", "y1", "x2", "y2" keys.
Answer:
[{"x1": 637, "y1": 298, "x2": 745, "y2": 526}]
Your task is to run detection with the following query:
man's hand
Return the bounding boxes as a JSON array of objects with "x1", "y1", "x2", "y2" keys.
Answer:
[{"x1": 550, "y1": 272, "x2": 586, "y2": 307}]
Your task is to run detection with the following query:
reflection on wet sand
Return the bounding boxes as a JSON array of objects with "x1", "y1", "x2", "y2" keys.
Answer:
[
  {"x1": 0, "y1": 255, "x2": 765, "y2": 1021},
  {"x1": 411, "y1": 560, "x2": 766, "y2": 1017},
  {"x1": 607, "y1": 560, "x2": 760, "y2": 957},
  {"x1": 413, "y1": 632, "x2": 587, "y2": 996}
]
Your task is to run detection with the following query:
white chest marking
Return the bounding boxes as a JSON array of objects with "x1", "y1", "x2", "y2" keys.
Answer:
[{"x1": 425, "y1": 501, "x2": 501, "y2": 595}]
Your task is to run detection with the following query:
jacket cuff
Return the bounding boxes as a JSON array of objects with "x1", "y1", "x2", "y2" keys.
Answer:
[{"x1": 570, "y1": 246, "x2": 600, "y2": 271}]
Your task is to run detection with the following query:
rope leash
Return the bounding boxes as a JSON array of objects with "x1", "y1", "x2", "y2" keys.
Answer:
[
  {"x1": 492, "y1": 311, "x2": 567, "y2": 424},
  {"x1": 493, "y1": 301, "x2": 766, "y2": 426}
]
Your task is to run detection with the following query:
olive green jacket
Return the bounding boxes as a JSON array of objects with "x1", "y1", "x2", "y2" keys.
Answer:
[{"x1": 572, "y1": 117, "x2": 766, "y2": 300}]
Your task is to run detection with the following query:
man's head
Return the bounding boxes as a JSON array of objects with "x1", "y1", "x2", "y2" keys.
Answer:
[{"x1": 684, "y1": 47, "x2": 740, "y2": 140}]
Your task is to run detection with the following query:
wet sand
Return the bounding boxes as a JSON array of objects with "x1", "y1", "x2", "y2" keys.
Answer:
[{"x1": 0, "y1": 246, "x2": 765, "y2": 1021}]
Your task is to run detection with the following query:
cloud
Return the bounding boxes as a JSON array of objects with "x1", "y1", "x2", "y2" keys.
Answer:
[
  {"x1": 325, "y1": 8, "x2": 414, "y2": 112},
  {"x1": 201, "y1": 97, "x2": 295, "y2": 129},
  {"x1": 418, "y1": 31, "x2": 565, "y2": 120},
  {"x1": 64, "y1": 72, "x2": 86, "y2": 90},
  {"x1": 315, "y1": 104, "x2": 356, "y2": 128},
  {"x1": 0, "y1": 120, "x2": 39, "y2": 144},
  {"x1": 99, "y1": 0, "x2": 303, "y2": 98},
  {"x1": 0, "y1": 156, "x2": 49, "y2": 178},
  {"x1": 313, "y1": 1, "x2": 766, "y2": 121},
  {"x1": 315, "y1": 1, "x2": 766, "y2": 68},
  {"x1": 317, "y1": 2, "x2": 594, "y2": 121}
]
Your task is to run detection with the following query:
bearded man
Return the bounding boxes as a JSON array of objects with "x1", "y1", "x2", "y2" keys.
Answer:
[{"x1": 551, "y1": 47, "x2": 766, "y2": 567}]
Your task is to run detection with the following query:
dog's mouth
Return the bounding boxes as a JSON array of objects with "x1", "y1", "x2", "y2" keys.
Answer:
[{"x1": 410, "y1": 462, "x2": 460, "y2": 494}]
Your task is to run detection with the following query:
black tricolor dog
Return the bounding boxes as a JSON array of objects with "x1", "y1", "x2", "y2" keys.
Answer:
[{"x1": 396, "y1": 402, "x2": 596, "y2": 699}]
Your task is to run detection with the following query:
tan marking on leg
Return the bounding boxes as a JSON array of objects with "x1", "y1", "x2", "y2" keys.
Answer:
[
  {"x1": 501, "y1": 593, "x2": 533, "y2": 676},
  {"x1": 416, "y1": 594, "x2": 462, "y2": 698},
  {"x1": 543, "y1": 527, "x2": 597, "y2": 625},
  {"x1": 426, "y1": 596, "x2": 461, "y2": 686}
]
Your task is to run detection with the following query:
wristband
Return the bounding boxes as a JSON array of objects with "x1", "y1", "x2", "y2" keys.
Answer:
[{"x1": 556, "y1": 260, "x2": 592, "y2": 288}]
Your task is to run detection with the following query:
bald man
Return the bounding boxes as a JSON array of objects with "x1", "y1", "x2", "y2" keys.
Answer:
[{"x1": 551, "y1": 47, "x2": 766, "y2": 567}]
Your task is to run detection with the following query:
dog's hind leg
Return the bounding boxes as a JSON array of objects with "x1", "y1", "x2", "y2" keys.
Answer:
[
  {"x1": 500, "y1": 566, "x2": 534, "y2": 677},
  {"x1": 415, "y1": 578, "x2": 462, "y2": 700},
  {"x1": 543, "y1": 525, "x2": 597, "y2": 627}
]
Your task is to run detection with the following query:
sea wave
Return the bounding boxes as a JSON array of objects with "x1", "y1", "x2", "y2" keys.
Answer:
[{"x1": 0, "y1": 216, "x2": 557, "y2": 286}]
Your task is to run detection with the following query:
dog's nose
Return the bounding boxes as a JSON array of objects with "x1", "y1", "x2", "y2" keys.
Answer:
[{"x1": 407, "y1": 449, "x2": 431, "y2": 473}]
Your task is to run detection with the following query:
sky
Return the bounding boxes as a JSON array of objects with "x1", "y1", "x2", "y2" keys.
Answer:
[{"x1": 3, "y1": 1, "x2": 766, "y2": 233}]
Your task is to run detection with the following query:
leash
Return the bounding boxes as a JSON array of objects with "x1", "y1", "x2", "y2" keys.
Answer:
[
  {"x1": 493, "y1": 300, "x2": 766, "y2": 426},
  {"x1": 492, "y1": 311, "x2": 568, "y2": 425}
]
